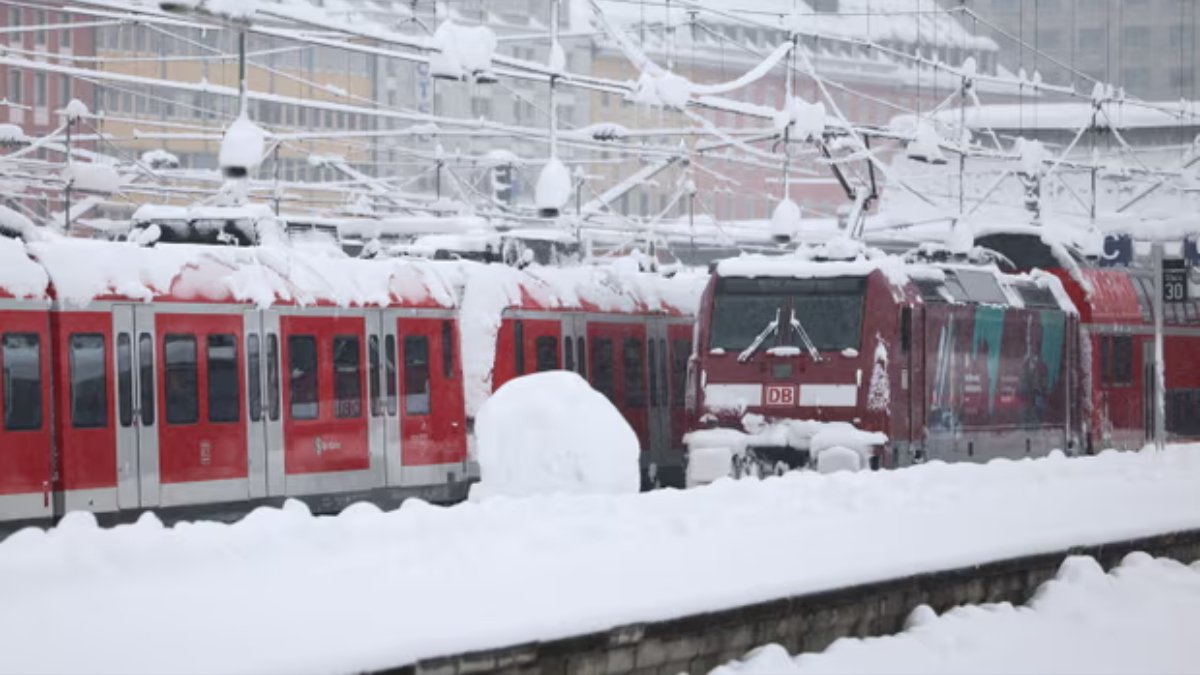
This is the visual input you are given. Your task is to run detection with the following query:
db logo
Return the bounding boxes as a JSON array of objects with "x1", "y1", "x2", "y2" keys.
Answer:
[{"x1": 765, "y1": 385, "x2": 796, "y2": 406}]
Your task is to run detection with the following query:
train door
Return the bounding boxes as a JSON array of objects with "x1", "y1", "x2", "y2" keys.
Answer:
[
  {"x1": 112, "y1": 304, "x2": 160, "y2": 509},
  {"x1": 244, "y1": 310, "x2": 286, "y2": 499},
  {"x1": 1143, "y1": 341, "x2": 1156, "y2": 443},
  {"x1": 379, "y1": 311, "x2": 402, "y2": 487},
  {"x1": 561, "y1": 314, "x2": 587, "y2": 379},
  {"x1": 396, "y1": 315, "x2": 467, "y2": 483},
  {"x1": 645, "y1": 320, "x2": 671, "y2": 479}
]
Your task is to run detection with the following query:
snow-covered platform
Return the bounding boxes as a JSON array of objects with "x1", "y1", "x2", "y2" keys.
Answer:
[{"x1": 1, "y1": 447, "x2": 1199, "y2": 674}]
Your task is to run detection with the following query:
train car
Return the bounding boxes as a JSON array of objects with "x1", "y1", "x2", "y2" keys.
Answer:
[
  {"x1": 686, "y1": 241, "x2": 1083, "y2": 473},
  {"x1": 0, "y1": 229, "x2": 704, "y2": 533},
  {"x1": 976, "y1": 229, "x2": 1200, "y2": 453},
  {"x1": 480, "y1": 266, "x2": 697, "y2": 487}
]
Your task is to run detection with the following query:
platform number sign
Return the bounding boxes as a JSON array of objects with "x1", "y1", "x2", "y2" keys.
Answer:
[
  {"x1": 1164, "y1": 260, "x2": 1188, "y2": 303},
  {"x1": 765, "y1": 384, "x2": 796, "y2": 407}
]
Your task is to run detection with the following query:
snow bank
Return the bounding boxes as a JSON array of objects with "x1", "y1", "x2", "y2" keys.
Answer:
[
  {"x1": 471, "y1": 371, "x2": 640, "y2": 500},
  {"x1": 0, "y1": 447, "x2": 1199, "y2": 673},
  {"x1": 685, "y1": 419, "x2": 887, "y2": 480},
  {"x1": 715, "y1": 552, "x2": 1200, "y2": 675}
]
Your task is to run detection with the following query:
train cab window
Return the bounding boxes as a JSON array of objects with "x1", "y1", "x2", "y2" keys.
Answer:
[
  {"x1": 2, "y1": 333, "x2": 41, "y2": 431},
  {"x1": 404, "y1": 335, "x2": 431, "y2": 415},
  {"x1": 69, "y1": 334, "x2": 107, "y2": 429},
  {"x1": 207, "y1": 334, "x2": 239, "y2": 423},
  {"x1": 164, "y1": 334, "x2": 198, "y2": 425},
  {"x1": 648, "y1": 339, "x2": 658, "y2": 407},
  {"x1": 914, "y1": 279, "x2": 948, "y2": 303},
  {"x1": 592, "y1": 338, "x2": 614, "y2": 401},
  {"x1": 535, "y1": 336, "x2": 558, "y2": 372},
  {"x1": 117, "y1": 334, "x2": 133, "y2": 428},
  {"x1": 442, "y1": 321, "x2": 455, "y2": 379},
  {"x1": 266, "y1": 334, "x2": 280, "y2": 422},
  {"x1": 564, "y1": 336, "x2": 574, "y2": 372},
  {"x1": 332, "y1": 336, "x2": 362, "y2": 419},
  {"x1": 514, "y1": 320, "x2": 526, "y2": 375},
  {"x1": 577, "y1": 337, "x2": 587, "y2": 378},
  {"x1": 671, "y1": 339, "x2": 690, "y2": 408},
  {"x1": 955, "y1": 270, "x2": 1007, "y2": 305},
  {"x1": 624, "y1": 338, "x2": 645, "y2": 408},
  {"x1": 138, "y1": 333, "x2": 155, "y2": 426},
  {"x1": 247, "y1": 334, "x2": 262, "y2": 422},
  {"x1": 369, "y1": 335, "x2": 381, "y2": 417},
  {"x1": 385, "y1": 335, "x2": 398, "y2": 416},
  {"x1": 288, "y1": 335, "x2": 319, "y2": 420}
]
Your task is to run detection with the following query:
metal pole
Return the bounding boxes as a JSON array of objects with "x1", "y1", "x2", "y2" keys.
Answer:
[
  {"x1": 272, "y1": 144, "x2": 281, "y2": 216},
  {"x1": 238, "y1": 30, "x2": 248, "y2": 116},
  {"x1": 1152, "y1": 241, "x2": 1167, "y2": 452}
]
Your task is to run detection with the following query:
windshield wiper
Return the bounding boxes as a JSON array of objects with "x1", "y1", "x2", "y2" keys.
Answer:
[
  {"x1": 789, "y1": 309, "x2": 823, "y2": 362},
  {"x1": 737, "y1": 308, "x2": 780, "y2": 363}
]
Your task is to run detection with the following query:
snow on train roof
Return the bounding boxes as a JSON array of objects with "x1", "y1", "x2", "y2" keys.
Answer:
[
  {"x1": 0, "y1": 237, "x2": 49, "y2": 301},
  {"x1": 23, "y1": 237, "x2": 458, "y2": 309}
]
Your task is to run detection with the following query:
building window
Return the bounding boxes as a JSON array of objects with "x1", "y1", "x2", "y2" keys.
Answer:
[
  {"x1": 8, "y1": 69, "x2": 21, "y2": 105},
  {"x1": 60, "y1": 12, "x2": 72, "y2": 48},
  {"x1": 2, "y1": 333, "x2": 41, "y2": 431},
  {"x1": 69, "y1": 334, "x2": 107, "y2": 429},
  {"x1": 34, "y1": 73, "x2": 46, "y2": 107},
  {"x1": 1123, "y1": 26, "x2": 1150, "y2": 49}
]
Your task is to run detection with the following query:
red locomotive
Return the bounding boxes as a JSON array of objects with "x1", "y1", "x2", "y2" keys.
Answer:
[
  {"x1": 686, "y1": 228, "x2": 1200, "y2": 476},
  {"x1": 0, "y1": 228, "x2": 701, "y2": 534}
]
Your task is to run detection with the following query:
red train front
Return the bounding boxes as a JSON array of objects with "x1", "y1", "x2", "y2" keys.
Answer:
[{"x1": 687, "y1": 242, "x2": 1084, "y2": 475}]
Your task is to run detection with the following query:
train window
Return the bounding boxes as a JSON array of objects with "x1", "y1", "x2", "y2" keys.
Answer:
[
  {"x1": 1112, "y1": 335, "x2": 1133, "y2": 386},
  {"x1": 564, "y1": 336, "x2": 574, "y2": 372},
  {"x1": 404, "y1": 335, "x2": 431, "y2": 415},
  {"x1": 671, "y1": 339, "x2": 690, "y2": 409},
  {"x1": 913, "y1": 279, "x2": 948, "y2": 303},
  {"x1": 442, "y1": 321, "x2": 454, "y2": 379},
  {"x1": 535, "y1": 336, "x2": 558, "y2": 372},
  {"x1": 369, "y1": 335, "x2": 381, "y2": 417},
  {"x1": 577, "y1": 337, "x2": 587, "y2": 378},
  {"x1": 266, "y1": 334, "x2": 280, "y2": 422},
  {"x1": 139, "y1": 333, "x2": 155, "y2": 426},
  {"x1": 117, "y1": 333, "x2": 133, "y2": 428},
  {"x1": 648, "y1": 339, "x2": 658, "y2": 407},
  {"x1": 385, "y1": 335, "x2": 398, "y2": 416},
  {"x1": 164, "y1": 334, "x2": 198, "y2": 425},
  {"x1": 69, "y1": 334, "x2": 107, "y2": 429},
  {"x1": 1015, "y1": 284, "x2": 1058, "y2": 310},
  {"x1": 207, "y1": 334, "x2": 239, "y2": 423},
  {"x1": 332, "y1": 336, "x2": 362, "y2": 419},
  {"x1": 956, "y1": 270, "x2": 1007, "y2": 305},
  {"x1": 900, "y1": 308, "x2": 912, "y2": 354},
  {"x1": 2, "y1": 333, "x2": 41, "y2": 431},
  {"x1": 591, "y1": 338, "x2": 614, "y2": 402},
  {"x1": 659, "y1": 339, "x2": 669, "y2": 406},
  {"x1": 247, "y1": 334, "x2": 262, "y2": 422},
  {"x1": 624, "y1": 338, "x2": 645, "y2": 408},
  {"x1": 288, "y1": 335, "x2": 319, "y2": 420},
  {"x1": 514, "y1": 320, "x2": 525, "y2": 375}
]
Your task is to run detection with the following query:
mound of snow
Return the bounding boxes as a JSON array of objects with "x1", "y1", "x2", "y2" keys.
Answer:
[
  {"x1": 62, "y1": 163, "x2": 120, "y2": 194},
  {"x1": 471, "y1": 371, "x2": 640, "y2": 499},
  {"x1": 430, "y1": 21, "x2": 498, "y2": 81},
  {"x1": 535, "y1": 157, "x2": 573, "y2": 214},
  {"x1": 218, "y1": 114, "x2": 266, "y2": 176},
  {"x1": 816, "y1": 446, "x2": 861, "y2": 474}
]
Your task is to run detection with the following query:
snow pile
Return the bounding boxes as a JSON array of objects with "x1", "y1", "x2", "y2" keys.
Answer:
[
  {"x1": 770, "y1": 198, "x2": 802, "y2": 242},
  {"x1": 629, "y1": 69, "x2": 692, "y2": 109},
  {"x1": 0, "y1": 238, "x2": 49, "y2": 299},
  {"x1": 904, "y1": 119, "x2": 947, "y2": 164},
  {"x1": 63, "y1": 98, "x2": 88, "y2": 122},
  {"x1": 429, "y1": 21, "x2": 498, "y2": 82},
  {"x1": 714, "y1": 552, "x2": 1200, "y2": 675},
  {"x1": 774, "y1": 97, "x2": 826, "y2": 140},
  {"x1": 535, "y1": 157, "x2": 573, "y2": 214},
  {"x1": 0, "y1": 123, "x2": 28, "y2": 144},
  {"x1": 218, "y1": 114, "x2": 266, "y2": 176},
  {"x1": 685, "y1": 419, "x2": 887, "y2": 483},
  {"x1": 471, "y1": 371, "x2": 640, "y2": 500},
  {"x1": 62, "y1": 163, "x2": 121, "y2": 194},
  {"x1": 141, "y1": 148, "x2": 180, "y2": 169},
  {"x1": 0, "y1": 448, "x2": 1199, "y2": 673}
]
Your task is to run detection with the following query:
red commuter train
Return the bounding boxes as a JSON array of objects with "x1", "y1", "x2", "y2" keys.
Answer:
[{"x1": 0, "y1": 233, "x2": 700, "y2": 534}]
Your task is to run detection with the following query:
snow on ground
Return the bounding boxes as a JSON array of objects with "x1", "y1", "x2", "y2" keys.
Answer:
[
  {"x1": 471, "y1": 371, "x2": 640, "y2": 500},
  {"x1": 1, "y1": 447, "x2": 1199, "y2": 674},
  {"x1": 713, "y1": 552, "x2": 1200, "y2": 675}
]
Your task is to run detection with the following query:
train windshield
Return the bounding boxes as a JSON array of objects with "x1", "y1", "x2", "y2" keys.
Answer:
[{"x1": 710, "y1": 276, "x2": 866, "y2": 353}]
